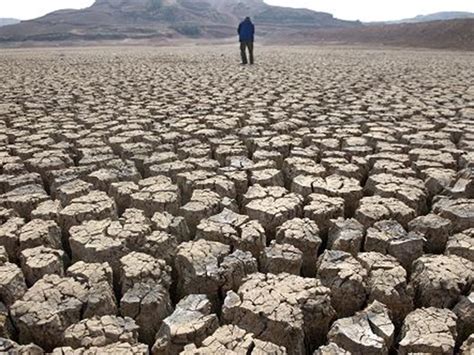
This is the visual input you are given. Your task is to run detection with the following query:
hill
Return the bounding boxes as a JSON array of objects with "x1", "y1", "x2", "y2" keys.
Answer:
[
  {"x1": 388, "y1": 11, "x2": 474, "y2": 24},
  {"x1": 0, "y1": 0, "x2": 359, "y2": 42},
  {"x1": 0, "y1": 18, "x2": 20, "y2": 27},
  {"x1": 277, "y1": 19, "x2": 474, "y2": 51},
  {"x1": 0, "y1": 2, "x2": 471, "y2": 50}
]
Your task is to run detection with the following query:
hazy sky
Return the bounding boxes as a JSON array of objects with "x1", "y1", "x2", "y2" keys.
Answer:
[
  {"x1": 1, "y1": 0, "x2": 473, "y2": 22},
  {"x1": 266, "y1": 0, "x2": 474, "y2": 21}
]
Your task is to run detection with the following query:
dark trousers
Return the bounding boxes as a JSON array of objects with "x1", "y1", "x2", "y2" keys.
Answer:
[{"x1": 240, "y1": 41, "x2": 254, "y2": 64}]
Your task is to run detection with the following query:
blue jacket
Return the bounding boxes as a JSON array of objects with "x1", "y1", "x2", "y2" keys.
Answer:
[{"x1": 238, "y1": 18, "x2": 255, "y2": 42}]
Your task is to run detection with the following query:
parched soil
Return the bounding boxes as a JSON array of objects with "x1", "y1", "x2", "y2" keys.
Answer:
[{"x1": 0, "y1": 45, "x2": 473, "y2": 354}]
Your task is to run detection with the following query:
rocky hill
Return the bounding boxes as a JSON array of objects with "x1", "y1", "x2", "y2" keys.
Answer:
[
  {"x1": 0, "y1": 0, "x2": 359, "y2": 42},
  {"x1": 388, "y1": 11, "x2": 474, "y2": 24},
  {"x1": 1, "y1": 1, "x2": 470, "y2": 50},
  {"x1": 276, "y1": 19, "x2": 474, "y2": 51}
]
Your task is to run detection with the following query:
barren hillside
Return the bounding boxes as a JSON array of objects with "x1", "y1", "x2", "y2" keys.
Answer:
[
  {"x1": 0, "y1": 0, "x2": 358, "y2": 42},
  {"x1": 272, "y1": 19, "x2": 474, "y2": 50}
]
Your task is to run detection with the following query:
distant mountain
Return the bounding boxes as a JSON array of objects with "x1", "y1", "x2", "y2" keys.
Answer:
[
  {"x1": 0, "y1": 18, "x2": 20, "y2": 27},
  {"x1": 2, "y1": 2, "x2": 469, "y2": 49},
  {"x1": 0, "y1": 0, "x2": 360, "y2": 42},
  {"x1": 280, "y1": 19, "x2": 474, "y2": 51},
  {"x1": 385, "y1": 11, "x2": 474, "y2": 24}
]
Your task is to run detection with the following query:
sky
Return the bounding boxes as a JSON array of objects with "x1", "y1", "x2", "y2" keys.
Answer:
[
  {"x1": 265, "y1": 0, "x2": 474, "y2": 22},
  {"x1": 0, "y1": 0, "x2": 473, "y2": 22}
]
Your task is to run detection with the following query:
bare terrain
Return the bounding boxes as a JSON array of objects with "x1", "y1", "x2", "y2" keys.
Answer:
[
  {"x1": 0, "y1": 45, "x2": 473, "y2": 354},
  {"x1": 2, "y1": 0, "x2": 472, "y2": 51},
  {"x1": 0, "y1": 0, "x2": 359, "y2": 43},
  {"x1": 274, "y1": 19, "x2": 474, "y2": 51}
]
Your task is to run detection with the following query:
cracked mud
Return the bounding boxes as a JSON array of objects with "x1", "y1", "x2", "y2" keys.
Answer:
[{"x1": 0, "y1": 45, "x2": 473, "y2": 354}]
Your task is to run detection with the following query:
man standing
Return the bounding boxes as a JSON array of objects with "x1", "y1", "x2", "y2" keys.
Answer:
[{"x1": 238, "y1": 17, "x2": 255, "y2": 65}]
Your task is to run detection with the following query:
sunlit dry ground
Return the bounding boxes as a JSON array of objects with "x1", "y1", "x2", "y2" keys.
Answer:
[{"x1": 0, "y1": 45, "x2": 473, "y2": 354}]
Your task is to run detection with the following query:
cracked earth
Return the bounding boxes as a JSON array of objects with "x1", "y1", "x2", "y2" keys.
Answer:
[{"x1": 0, "y1": 45, "x2": 473, "y2": 354}]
